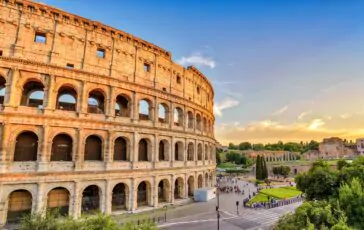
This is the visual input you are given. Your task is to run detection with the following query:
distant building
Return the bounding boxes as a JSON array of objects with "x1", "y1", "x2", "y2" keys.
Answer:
[
  {"x1": 243, "y1": 150, "x2": 300, "y2": 162},
  {"x1": 304, "y1": 137, "x2": 357, "y2": 160},
  {"x1": 356, "y1": 138, "x2": 364, "y2": 155}
]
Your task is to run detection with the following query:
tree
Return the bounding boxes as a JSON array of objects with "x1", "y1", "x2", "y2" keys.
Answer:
[
  {"x1": 262, "y1": 157, "x2": 268, "y2": 179},
  {"x1": 337, "y1": 159, "x2": 349, "y2": 170},
  {"x1": 256, "y1": 155, "x2": 262, "y2": 180},
  {"x1": 228, "y1": 143, "x2": 238, "y2": 150},
  {"x1": 216, "y1": 152, "x2": 221, "y2": 164},
  {"x1": 238, "y1": 142, "x2": 252, "y2": 150},
  {"x1": 280, "y1": 166, "x2": 290, "y2": 178},
  {"x1": 252, "y1": 143, "x2": 264, "y2": 151},
  {"x1": 272, "y1": 166, "x2": 279, "y2": 178}
]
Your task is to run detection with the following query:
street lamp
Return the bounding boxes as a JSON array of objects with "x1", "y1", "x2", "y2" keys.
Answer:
[
  {"x1": 236, "y1": 201, "x2": 239, "y2": 215},
  {"x1": 164, "y1": 205, "x2": 168, "y2": 221},
  {"x1": 216, "y1": 185, "x2": 220, "y2": 230}
]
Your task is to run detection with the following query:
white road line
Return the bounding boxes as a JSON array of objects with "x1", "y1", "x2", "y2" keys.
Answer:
[{"x1": 158, "y1": 216, "x2": 239, "y2": 228}]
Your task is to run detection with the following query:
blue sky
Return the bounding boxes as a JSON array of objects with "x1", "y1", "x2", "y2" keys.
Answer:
[{"x1": 43, "y1": 0, "x2": 364, "y2": 144}]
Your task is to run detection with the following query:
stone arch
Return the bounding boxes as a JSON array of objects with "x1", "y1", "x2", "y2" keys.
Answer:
[
  {"x1": 196, "y1": 113, "x2": 202, "y2": 131},
  {"x1": 174, "y1": 177, "x2": 184, "y2": 199},
  {"x1": 159, "y1": 139, "x2": 169, "y2": 161},
  {"x1": 87, "y1": 89, "x2": 105, "y2": 114},
  {"x1": 205, "y1": 144, "x2": 209, "y2": 160},
  {"x1": 205, "y1": 173, "x2": 209, "y2": 187},
  {"x1": 203, "y1": 117, "x2": 207, "y2": 132},
  {"x1": 173, "y1": 107, "x2": 183, "y2": 126},
  {"x1": 20, "y1": 80, "x2": 44, "y2": 107},
  {"x1": 0, "y1": 75, "x2": 6, "y2": 105},
  {"x1": 137, "y1": 181, "x2": 152, "y2": 207},
  {"x1": 187, "y1": 111, "x2": 194, "y2": 129},
  {"x1": 158, "y1": 179, "x2": 171, "y2": 203},
  {"x1": 174, "y1": 141, "x2": 184, "y2": 161},
  {"x1": 114, "y1": 136, "x2": 128, "y2": 161},
  {"x1": 56, "y1": 85, "x2": 77, "y2": 111},
  {"x1": 139, "y1": 98, "x2": 153, "y2": 120},
  {"x1": 84, "y1": 135, "x2": 103, "y2": 161},
  {"x1": 81, "y1": 185, "x2": 101, "y2": 214},
  {"x1": 197, "y1": 143, "x2": 203, "y2": 161},
  {"x1": 187, "y1": 176, "x2": 195, "y2": 197},
  {"x1": 6, "y1": 189, "x2": 32, "y2": 224},
  {"x1": 158, "y1": 102, "x2": 169, "y2": 123},
  {"x1": 115, "y1": 94, "x2": 130, "y2": 117},
  {"x1": 138, "y1": 138, "x2": 152, "y2": 162},
  {"x1": 47, "y1": 187, "x2": 70, "y2": 216},
  {"x1": 112, "y1": 183, "x2": 129, "y2": 211},
  {"x1": 51, "y1": 133, "x2": 73, "y2": 161},
  {"x1": 187, "y1": 142, "x2": 194, "y2": 161},
  {"x1": 198, "y1": 174, "x2": 203, "y2": 188},
  {"x1": 14, "y1": 131, "x2": 38, "y2": 161}
]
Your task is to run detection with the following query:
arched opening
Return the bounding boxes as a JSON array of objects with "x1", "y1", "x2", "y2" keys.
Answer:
[
  {"x1": 87, "y1": 89, "x2": 105, "y2": 114},
  {"x1": 159, "y1": 140, "x2": 169, "y2": 161},
  {"x1": 114, "y1": 137, "x2": 127, "y2": 161},
  {"x1": 174, "y1": 142, "x2": 184, "y2": 161},
  {"x1": 139, "y1": 99, "x2": 152, "y2": 120},
  {"x1": 47, "y1": 187, "x2": 70, "y2": 216},
  {"x1": 158, "y1": 179, "x2": 170, "y2": 203},
  {"x1": 203, "y1": 117, "x2": 207, "y2": 132},
  {"x1": 187, "y1": 142, "x2": 194, "y2": 161},
  {"x1": 82, "y1": 185, "x2": 100, "y2": 214},
  {"x1": 51, "y1": 134, "x2": 72, "y2": 161},
  {"x1": 197, "y1": 143, "x2": 203, "y2": 161},
  {"x1": 294, "y1": 168, "x2": 298, "y2": 174},
  {"x1": 112, "y1": 183, "x2": 128, "y2": 211},
  {"x1": 174, "y1": 107, "x2": 183, "y2": 126},
  {"x1": 57, "y1": 86, "x2": 77, "y2": 111},
  {"x1": 196, "y1": 114, "x2": 202, "y2": 131},
  {"x1": 174, "y1": 177, "x2": 184, "y2": 199},
  {"x1": 6, "y1": 190, "x2": 32, "y2": 224},
  {"x1": 205, "y1": 173, "x2": 209, "y2": 187},
  {"x1": 14, "y1": 131, "x2": 38, "y2": 161},
  {"x1": 84, "y1": 135, "x2": 102, "y2": 161},
  {"x1": 158, "y1": 103, "x2": 168, "y2": 123},
  {"x1": 198, "y1": 175, "x2": 203, "y2": 188},
  {"x1": 205, "y1": 144, "x2": 209, "y2": 160},
  {"x1": 115, "y1": 94, "x2": 130, "y2": 117},
  {"x1": 0, "y1": 76, "x2": 6, "y2": 105},
  {"x1": 187, "y1": 176, "x2": 195, "y2": 197},
  {"x1": 187, "y1": 111, "x2": 193, "y2": 129},
  {"x1": 21, "y1": 81, "x2": 44, "y2": 107},
  {"x1": 138, "y1": 138, "x2": 149, "y2": 162},
  {"x1": 137, "y1": 181, "x2": 151, "y2": 207}
]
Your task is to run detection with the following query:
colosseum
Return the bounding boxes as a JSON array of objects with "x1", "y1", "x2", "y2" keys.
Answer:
[{"x1": 0, "y1": 0, "x2": 216, "y2": 225}]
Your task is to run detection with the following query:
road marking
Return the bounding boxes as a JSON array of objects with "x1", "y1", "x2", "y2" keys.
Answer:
[{"x1": 159, "y1": 216, "x2": 240, "y2": 228}]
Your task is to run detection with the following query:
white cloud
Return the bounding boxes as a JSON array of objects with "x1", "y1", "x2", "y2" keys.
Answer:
[
  {"x1": 213, "y1": 98, "x2": 240, "y2": 117},
  {"x1": 177, "y1": 53, "x2": 216, "y2": 69},
  {"x1": 298, "y1": 110, "x2": 311, "y2": 120},
  {"x1": 272, "y1": 105, "x2": 288, "y2": 116},
  {"x1": 340, "y1": 114, "x2": 352, "y2": 119},
  {"x1": 308, "y1": 119, "x2": 325, "y2": 130}
]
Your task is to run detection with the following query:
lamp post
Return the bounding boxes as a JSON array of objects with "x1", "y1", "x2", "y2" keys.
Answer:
[
  {"x1": 236, "y1": 201, "x2": 239, "y2": 215},
  {"x1": 164, "y1": 205, "x2": 168, "y2": 222},
  {"x1": 216, "y1": 185, "x2": 220, "y2": 230}
]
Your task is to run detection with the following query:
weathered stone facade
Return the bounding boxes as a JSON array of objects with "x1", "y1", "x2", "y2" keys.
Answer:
[{"x1": 0, "y1": 0, "x2": 216, "y2": 225}]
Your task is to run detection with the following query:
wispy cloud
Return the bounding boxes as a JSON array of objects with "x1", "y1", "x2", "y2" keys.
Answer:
[
  {"x1": 272, "y1": 105, "x2": 288, "y2": 116},
  {"x1": 298, "y1": 110, "x2": 311, "y2": 120},
  {"x1": 308, "y1": 119, "x2": 325, "y2": 130},
  {"x1": 177, "y1": 53, "x2": 216, "y2": 69},
  {"x1": 213, "y1": 98, "x2": 240, "y2": 117},
  {"x1": 340, "y1": 114, "x2": 352, "y2": 119}
]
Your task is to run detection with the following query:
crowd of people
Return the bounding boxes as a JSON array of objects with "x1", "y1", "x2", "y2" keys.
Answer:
[{"x1": 245, "y1": 195, "x2": 304, "y2": 209}]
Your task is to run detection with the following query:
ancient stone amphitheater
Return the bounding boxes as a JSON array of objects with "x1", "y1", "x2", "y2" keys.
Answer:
[{"x1": 0, "y1": 0, "x2": 216, "y2": 225}]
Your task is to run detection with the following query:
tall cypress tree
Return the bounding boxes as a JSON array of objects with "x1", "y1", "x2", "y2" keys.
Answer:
[
  {"x1": 262, "y1": 157, "x2": 268, "y2": 179},
  {"x1": 256, "y1": 155, "x2": 262, "y2": 180}
]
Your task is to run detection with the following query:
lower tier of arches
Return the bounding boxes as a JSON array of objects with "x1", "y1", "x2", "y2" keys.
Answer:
[{"x1": 0, "y1": 171, "x2": 216, "y2": 225}]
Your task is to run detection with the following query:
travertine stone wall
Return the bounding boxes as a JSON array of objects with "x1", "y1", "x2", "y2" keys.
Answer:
[{"x1": 0, "y1": 0, "x2": 216, "y2": 225}]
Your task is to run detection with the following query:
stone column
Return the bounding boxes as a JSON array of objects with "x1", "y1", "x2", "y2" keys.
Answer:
[
  {"x1": 75, "y1": 128, "x2": 84, "y2": 170},
  {"x1": 44, "y1": 75, "x2": 55, "y2": 111},
  {"x1": 7, "y1": 68, "x2": 20, "y2": 107},
  {"x1": 154, "y1": 134, "x2": 159, "y2": 165},
  {"x1": 106, "y1": 86, "x2": 114, "y2": 118},
  {"x1": 0, "y1": 122, "x2": 10, "y2": 168},
  {"x1": 38, "y1": 125, "x2": 50, "y2": 172},
  {"x1": 131, "y1": 92, "x2": 137, "y2": 122},
  {"x1": 103, "y1": 181, "x2": 111, "y2": 214},
  {"x1": 35, "y1": 183, "x2": 46, "y2": 213},
  {"x1": 154, "y1": 97, "x2": 159, "y2": 125},
  {"x1": 105, "y1": 131, "x2": 114, "y2": 170},
  {"x1": 170, "y1": 175, "x2": 175, "y2": 204},
  {"x1": 184, "y1": 174, "x2": 188, "y2": 199},
  {"x1": 153, "y1": 176, "x2": 158, "y2": 208},
  {"x1": 77, "y1": 81, "x2": 85, "y2": 113},
  {"x1": 130, "y1": 179, "x2": 137, "y2": 211},
  {"x1": 72, "y1": 182, "x2": 82, "y2": 218},
  {"x1": 132, "y1": 132, "x2": 138, "y2": 168},
  {"x1": 170, "y1": 136, "x2": 174, "y2": 165},
  {"x1": 169, "y1": 102, "x2": 174, "y2": 128}
]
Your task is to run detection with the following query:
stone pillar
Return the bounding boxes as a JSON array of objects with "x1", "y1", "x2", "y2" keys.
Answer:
[
  {"x1": 153, "y1": 176, "x2": 158, "y2": 207},
  {"x1": 169, "y1": 102, "x2": 174, "y2": 128},
  {"x1": 130, "y1": 179, "x2": 137, "y2": 211},
  {"x1": 7, "y1": 68, "x2": 20, "y2": 107},
  {"x1": 0, "y1": 122, "x2": 10, "y2": 168},
  {"x1": 72, "y1": 182, "x2": 82, "y2": 218},
  {"x1": 75, "y1": 128, "x2": 84, "y2": 170},
  {"x1": 170, "y1": 136, "x2": 174, "y2": 165},
  {"x1": 38, "y1": 126, "x2": 50, "y2": 171},
  {"x1": 154, "y1": 97, "x2": 159, "y2": 125},
  {"x1": 132, "y1": 132, "x2": 138, "y2": 168},
  {"x1": 103, "y1": 181, "x2": 111, "y2": 214},
  {"x1": 44, "y1": 75, "x2": 55, "y2": 111},
  {"x1": 105, "y1": 131, "x2": 114, "y2": 170},
  {"x1": 35, "y1": 183, "x2": 46, "y2": 213},
  {"x1": 77, "y1": 81, "x2": 85, "y2": 113},
  {"x1": 131, "y1": 92, "x2": 137, "y2": 122},
  {"x1": 194, "y1": 139, "x2": 197, "y2": 164},
  {"x1": 154, "y1": 134, "x2": 159, "y2": 164},
  {"x1": 106, "y1": 86, "x2": 114, "y2": 118},
  {"x1": 170, "y1": 175, "x2": 175, "y2": 204}
]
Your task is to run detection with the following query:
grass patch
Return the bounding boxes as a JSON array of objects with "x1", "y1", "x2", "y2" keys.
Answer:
[
  {"x1": 248, "y1": 187, "x2": 302, "y2": 205},
  {"x1": 247, "y1": 193, "x2": 269, "y2": 204},
  {"x1": 217, "y1": 162, "x2": 237, "y2": 169}
]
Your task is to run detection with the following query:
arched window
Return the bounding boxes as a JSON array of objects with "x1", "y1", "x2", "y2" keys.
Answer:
[
  {"x1": 57, "y1": 86, "x2": 77, "y2": 111},
  {"x1": 0, "y1": 76, "x2": 6, "y2": 105},
  {"x1": 138, "y1": 139, "x2": 149, "y2": 161},
  {"x1": 88, "y1": 89, "x2": 105, "y2": 114},
  {"x1": 203, "y1": 117, "x2": 207, "y2": 132},
  {"x1": 174, "y1": 107, "x2": 183, "y2": 126},
  {"x1": 205, "y1": 144, "x2": 209, "y2": 160},
  {"x1": 47, "y1": 187, "x2": 70, "y2": 216},
  {"x1": 84, "y1": 135, "x2": 102, "y2": 161},
  {"x1": 114, "y1": 137, "x2": 127, "y2": 161},
  {"x1": 198, "y1": 175, "x2": 203, "y2": 188},
  {"x1": 187, "y1": 111, "x2": 193, "y2": 129},
  {"x1": 159, "y1": 140, "x2": 169, "y2": 161},
  {"x1": 205, "y1": 173, "x2": 209, "y2": 187},
  {"x1": 196, "y1": 114, "x2": 202, "y2": 131},
  {"x1": 139, "y1": 99, "x2": 152, "y2": 120},
  {"x1": 187, "y1": 176, "x2": 195, "y2": 197},
  {"x1": 174, "y1": 177, "x2": 184, "y2": 199},
  {"x1": 187, "y1": 143, "x2": 194, "y2": 161},
  {"x1": 14, "y1": 131, "x2": 38, "y2": 161},
  {"x1": 7, "y1": 190, "x2": 32, "y2": 224},
  {"x1": 158, "y1": 179, "x2": 170, "y2": 203},
  {"x1": 158, "y1": 103, "x2": 168, "y2": 123},
  {"x1": 175, "y1": 142, "x2": 184, "y2": 161},
  {"x1": 197, "y1": 143, "x2": 203, "y2": 161},
  {"x1": 21, "y1": 81, "x2": 44, "y2": 108},
  {"x1": 137, "y1": 181, "x2": 150, "y2": 207},
  {"x1": 112, "y1": 183, "x2": 128, "y2": 211},
  {"x1": 82, "y1": 185, "x2": 100, "y2": 214},
  {"x1": 51, "y1": 134, "x2": 72, "y2": 161},
  {"x1": 115, "y1": 95, "x2": 130, "y2": 117}
]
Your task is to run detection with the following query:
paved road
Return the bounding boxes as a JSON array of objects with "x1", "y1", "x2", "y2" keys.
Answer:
[{"x1": 159, "y1": 179, "x2": 301, "y2": 230}]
